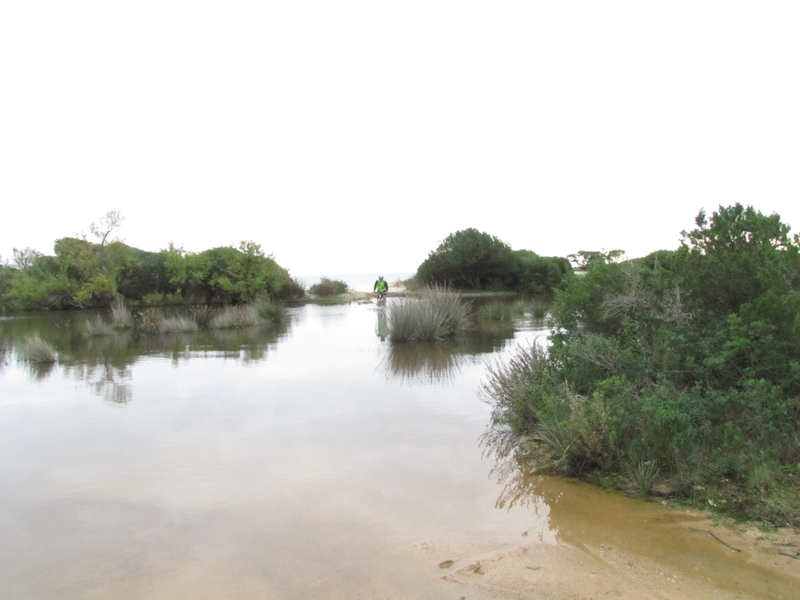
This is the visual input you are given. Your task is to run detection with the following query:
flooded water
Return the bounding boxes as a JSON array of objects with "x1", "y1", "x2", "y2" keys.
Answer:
[{"x1": 0, "y1": 301, "x2": 796, "y2": 599}]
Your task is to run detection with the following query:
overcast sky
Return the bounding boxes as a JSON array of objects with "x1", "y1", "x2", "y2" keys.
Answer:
[{"x1": 1, "y1": 1, "x2": 798, "y2": 276}]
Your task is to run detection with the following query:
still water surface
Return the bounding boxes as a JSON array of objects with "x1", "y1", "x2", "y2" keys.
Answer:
[{"x1": 0, "y1": 301, "x2": 794, "y2": 599}]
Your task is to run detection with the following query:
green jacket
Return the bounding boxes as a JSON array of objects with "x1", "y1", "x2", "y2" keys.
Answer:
[{"x1": 374, "y1": 278, "x2": 388, "y2": 292}]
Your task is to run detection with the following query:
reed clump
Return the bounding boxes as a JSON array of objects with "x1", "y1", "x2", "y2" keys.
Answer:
[
  {"x1": 85, "y1": 314, "x2": 114, "y2": 336},
  {"x1": 160, "y1": 315, "x2": 199, "y2": 334},
  {"x1": 19, "y1": 334, "x2": 57, "y2": 362},
  {"x1": 210, "y1": 305, "x2": 259, "y2": 329},
  {"x1": 385, "y1": 285, "x2": 470, "y2": 342},
  {"x1": 190, "y1": 305, "x2": 216, "y2": 328},
  {"x1": 253, "y1": 298, "x2": 286, "y2": 325},
  {"x1": 109, "y1": 298, "x2": 134, "y2": 330},
  {"x1": 477, "y1": 301, "x2": 523, "y2": 321},
  {"x1": 526, "y1": 300, "x2": 549, "y2": 319},
  {"x1": 136, "y1": 308, "x2": 164, "y2": 334}
]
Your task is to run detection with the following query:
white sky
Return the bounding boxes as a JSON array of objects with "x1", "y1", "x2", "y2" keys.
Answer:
[{"x1": 1, "y1": 1, "x2": 798, "y2": 276}]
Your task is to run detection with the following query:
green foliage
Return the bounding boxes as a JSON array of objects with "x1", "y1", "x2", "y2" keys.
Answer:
[
  {"x1": 274, "y1": 277, "x2": 306, "y2": 301},
  {"x1": 416, "y1": 228, "x2": 571, "y2": 292},
  {"x1": 309, "y1": 277, "x2": 348, "y2": 297},
  {"x1": 417, "y1": 228, "x2": 514, "y2": 290},
  {"x1": 507, "y1": 250, "x2": 572, "y2": 293},
  {"x1": 0, "y1": 234, "x2": 292, "y2": 311},
  {"x1": 567, "y1": 249, "x2": 625, "y2": 270},
  {"x1": 484, "y1": 204, "x2": 800, "y2": 524}
]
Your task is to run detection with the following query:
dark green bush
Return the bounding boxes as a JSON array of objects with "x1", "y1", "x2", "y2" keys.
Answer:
[
  {"x1": 483, "y1": 204, "x2": 800, "y2": 525},
  {"x1": 0, "y1": 237, "x2": 292, "y2": 311},
  {"x1": 309, "y1": 278, "x2": 348, "y2": 296},
  {"x1": 416, "y1": 228, "x2": 571, "y2": 292}
]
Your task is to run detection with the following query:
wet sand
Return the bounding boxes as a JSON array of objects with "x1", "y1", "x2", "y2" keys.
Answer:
[{"x1": 424, "y1": 510, "x2": 799, "y2": 600}]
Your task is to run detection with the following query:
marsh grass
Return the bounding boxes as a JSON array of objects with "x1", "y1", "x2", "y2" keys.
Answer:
[
  {"x1": 477, "y1": 301, "x2": 523, "y2": 321},
  {"x1": 385, "y1": 285, "x2": 470, "y2": 341},
  {"x1": 210, "y1": 305, "x2": 259, "y2": 329},
  {"x1": 85, "y1": 314, "x2": 114, "y2": 336},
  {"x1": 519, "y1": 299, "x2": 549, "y2": 319},
  {"x1": 160, "y1": 314, "x2": 199, "y2": 334},
  {"x1": 110, "y1": 299, "x2": 134, "y2": 330},
  {"x1": 136, "y1": 308, "x2": 164, "y2": 334},
  {"x1": 190, "y1": 304, "x2": 216, "y2": 328},
  {"x1": 19, "y1": 334, "x2": 57, "y2": 362},
  {"x1": 624, "y1": 457, "x2": 660, "y2": 495},
  {"x1": 253, "y1": 298, "x2": 286, "y2": 325}
]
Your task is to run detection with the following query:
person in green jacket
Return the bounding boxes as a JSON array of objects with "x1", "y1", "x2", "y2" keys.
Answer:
[{"x1": 373, "y1": 276, "x2": 388, "y2": 299}]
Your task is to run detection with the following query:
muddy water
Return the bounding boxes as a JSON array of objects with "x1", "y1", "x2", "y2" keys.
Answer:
[{"x1": 0, "y1": 302, "x2": 795, "y2": 599}]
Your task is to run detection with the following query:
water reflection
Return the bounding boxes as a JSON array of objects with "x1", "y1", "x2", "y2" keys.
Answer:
[
  {"x1": 382, "y1": 341, "x2": 465, "y2": 384},
  {"x1": 23, "y1": 359, "x2": 58, "y2": 380},
  {"x1": 0, "y1": 312, "x2": 293, "y2": 403},
  {"x1": 0, "y1": 333, "x2": 10, "y2": 374},
  {"x1": 378, "y1": 317, "x2": 521, "y2": 384},
  {"x1": 67, "y1": 361, "x2": 133, "y2": 404}
]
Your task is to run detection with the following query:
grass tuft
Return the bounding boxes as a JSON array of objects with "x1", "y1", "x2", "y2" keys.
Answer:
[
  {"x1": 190, "y1": 305, "x2": 216, "y2": 328},
  {"x1": 136, "y1": 308, "x2": 164, "y2": 334},
  {"x1": 624, "y1": 457, "x2": 660, "y2": 496},
  {"x1": 19, "y1": 334, "x2": 57, "y2": 362},
  {"x1": 210, "y1": 305, "x2": 258, "y2": 329},
  {"x1": 109, "y1": 298, "x2": 134, "y2": 330},
  {"x1": 477, "y1": 301, "x2": 522, "y2": 321},
  {"x1": 85, "y1": 314, "x2": 113, "y2": 336},
  {"x1": 160, "y1": 315, "x2": 199, "y2": 334},
  {"x1": 385, "y1": 284, "x2": 470, "y2": 341},
  {"x1": 253, "y1": 298, "x2": 286, "y2": 325}
]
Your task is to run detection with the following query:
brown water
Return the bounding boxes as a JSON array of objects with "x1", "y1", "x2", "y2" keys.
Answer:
[{"x1": 0, "y1": 302, "x2": 796, "y2": 599}]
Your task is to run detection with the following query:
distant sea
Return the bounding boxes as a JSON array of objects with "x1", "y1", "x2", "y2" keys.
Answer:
[{"x1": 295, "y1": 273, "x2": 414, "y2": 293}]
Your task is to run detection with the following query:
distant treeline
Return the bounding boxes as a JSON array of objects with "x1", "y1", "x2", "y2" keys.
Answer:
[
  {"x1": 415, "y1": 228, "x2": 572, "y2": 293},
  {"x1": 0, "y1": 238, "x2": 301, "y2": 311}
]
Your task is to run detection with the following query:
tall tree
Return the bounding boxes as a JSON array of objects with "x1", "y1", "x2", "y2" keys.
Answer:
[{"x1": 90, "y1": 210, "x2": 125, "y2": 270}]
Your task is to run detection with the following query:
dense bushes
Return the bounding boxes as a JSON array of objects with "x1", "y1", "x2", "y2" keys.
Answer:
[
  {"x1": 483, "y1": 204, "x2": 800, "y2": 524},
  {"x1": 0, "y1": 237, "x2": 296, "y2": 311},
  {"x1": 415, "y1": 228, "x2": 571, "y2": 292},
  {"x1": 309, "y1": 277, "x2": 348, "y2": 296}
]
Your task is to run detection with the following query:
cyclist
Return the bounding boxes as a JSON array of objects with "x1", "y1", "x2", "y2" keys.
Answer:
[{"x1": 373, "y1": 275, "x2": 389, "y2": 300}]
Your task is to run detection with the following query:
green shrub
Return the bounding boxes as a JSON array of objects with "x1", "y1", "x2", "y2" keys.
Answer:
[
  {"x1": 309, "y1": 277, "x2": 348, "y2": 297},
  {"x1": 275, "y1": 277, "x2": 306, "y2": 301},
  {"x1": 415, "y1": 228, "x2": 572, "y2": 292},
  {"x1": 482, "y1": 204, "x2": 800, "y2": 524}
]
